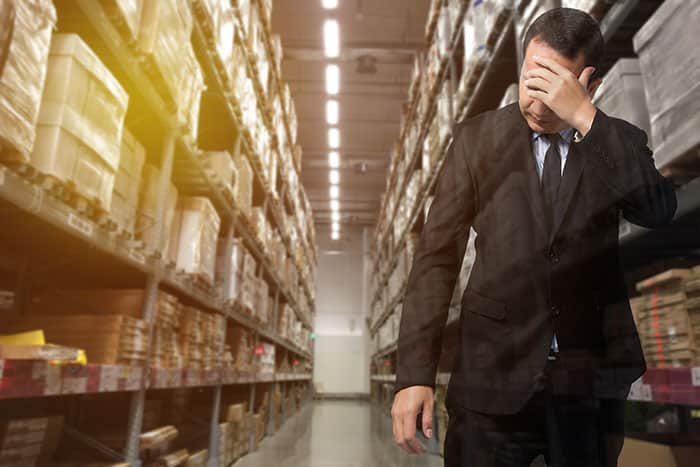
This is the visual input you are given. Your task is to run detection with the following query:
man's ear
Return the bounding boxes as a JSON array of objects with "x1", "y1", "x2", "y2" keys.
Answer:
[{"x1": 588, "y1": 77, "x2": 603, "y2": 99}]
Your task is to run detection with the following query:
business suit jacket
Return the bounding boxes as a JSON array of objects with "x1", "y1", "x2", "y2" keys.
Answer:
[{"x1": 394, "y1": 103, "x2": 677, "y2": 415}]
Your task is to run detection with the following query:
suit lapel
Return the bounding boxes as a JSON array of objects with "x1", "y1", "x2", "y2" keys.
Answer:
[
  {"x1": 498, "y1": 105, "x2": 548, "y2": 239},
  {"x1": 550, "y1": 139, "x2": 585, "y2": 242}
]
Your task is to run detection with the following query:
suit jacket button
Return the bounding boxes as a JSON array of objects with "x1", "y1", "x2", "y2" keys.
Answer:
[
  {"x1": 551, "y1": 305, "x2": 561, "y2": 316},
  {"x1": 548, "y1": 250, "x2": 559, "y2": 264}
]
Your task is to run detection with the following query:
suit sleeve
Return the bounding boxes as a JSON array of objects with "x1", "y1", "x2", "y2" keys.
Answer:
[
  {"x1": 575, "y1": 108, "x2": 677, "y2": 227},
  {"x1": 394, "y1": 124, "x2": 477, "y2": 394}
]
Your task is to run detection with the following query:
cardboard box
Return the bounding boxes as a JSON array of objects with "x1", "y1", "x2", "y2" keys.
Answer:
[
  {"x1": 234, "y1": 155, "x2": 253, "y2": 218},
  {"x1": 112, "y1": 128, "x2": 146, "y2": 235},
  {"x1": 138, "y1": 164, "x2": 179, "y2": 255},
  {"x1": 170, "y1": 197, "x2": 222, "y2": 285},
  {"x1": 636, "y1": 269, "x2": 691, "y2": 294},
  {"x1": 0, "y1": 0, "x2": 55, "y2": 159},
  {"x1": 633, "y1": 0, "x2": 700, "y2": 167},
  {"x1": 619, "y1": 437, "x2": 700, "y2": 467}
]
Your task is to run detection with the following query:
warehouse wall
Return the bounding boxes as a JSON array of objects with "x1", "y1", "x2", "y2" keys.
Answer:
[{"x1": 313, "y1": 225, "x2": 371, "y2": 395}]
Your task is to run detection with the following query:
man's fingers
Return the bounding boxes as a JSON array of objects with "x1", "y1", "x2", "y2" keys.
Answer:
[
  {"x1": 533, "y1": 55, "x2": 571, "y2": 78},
  {"x1": 527, "y1": 89, "x2": 549, "y2": 103},
  {"x1": 526, "y1": 67, "x2": 557, "y2": 83},
  {"x1": 422, "y1": 399, "x2": 434, "y2": 439},
  {"x1": 524, "y1": 77, "x2": 551, "y2": 92},
  {"x1": 402, "y1": 413, "x2": 424, "y2": 454},
  {"x1": 578, "y1": 66, "x2": 596, "y2": 89}
]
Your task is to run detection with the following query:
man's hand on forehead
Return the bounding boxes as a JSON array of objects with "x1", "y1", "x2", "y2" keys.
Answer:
[{"x1": 524, "y1": 55, "x2": 598, "y2": 136}]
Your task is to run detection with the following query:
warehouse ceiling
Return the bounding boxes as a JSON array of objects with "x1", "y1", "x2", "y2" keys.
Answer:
[{"x1": 272, "y1": 0, "x2": 432, "y2": 229}]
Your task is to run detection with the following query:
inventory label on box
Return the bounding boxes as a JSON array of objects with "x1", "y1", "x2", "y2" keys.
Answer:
[
  {"x1": 99, "y1": 366, "x2": 120, "y2": 392},
  {"x1": 124, "y1": 367, "x2": 142, "y2": 390},
  {"x1": 63, "y1": 376, "x2": 88, "y2": 394},
  {"x1": 692, "y1": 367, "x2": 700, "y2": 386},
  {"x1": 68, "y1": 213, "x2": 93, "y2": 237}
]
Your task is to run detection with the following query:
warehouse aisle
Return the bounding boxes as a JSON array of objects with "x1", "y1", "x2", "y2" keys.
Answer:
[{"x1": 234, "y1": 399, "x2": 444, "y2": 467}]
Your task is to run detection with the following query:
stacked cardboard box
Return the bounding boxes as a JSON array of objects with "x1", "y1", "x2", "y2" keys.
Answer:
[
  {"x1": 228, "y1": 326, "x2": 253, "y2": 373},
  {"x1": 255, "y1": 343, "x2": 275, "y2": 376},
  {"x1": 184, "y1": 449, "x2": 207, "y2": 467},
  {"x1": 234, "y1": 155, "x2": 253, "y2": 219},
  {"x1": 138, "y1": 164, "x2": 179, "y2": 256},
  {"x1": 150, "y1": 293, "x2": 184, "y2": 368},
  {"x1": 5, "y1": 313, "x2": 147, "y2": 365},
  {"x1": 26, "y1": 289, "x2": 186, "y2": 367},
  {"x1": 216, "y1": 238, "x2": 245, "y2": 305},
  {"x1": 0, "y1": 0, "x2": 55, "y2": 159},
  {"x1": 635, "y1": 269, "x2": 700, "y2": 367},
  {"x1": 137, "y1": 0, "x2": 203, "y2": 139},
  {"x1": 112, "y1": 129, "x2": 146, "y2": 237},
  {"x1": 633, "y1": 0, "x2": 700, "y2": 167},
  {"x1": 169, "y1": 197, "x2": 222, "y2": 286},
  {"x1": 0, "y1": 416, "x2": 63, "y2": 467},
  {"x1": 180, "y1": 307, "x2": 225, "y2": 369},
  {"x1": 203, "y1": 150, "x2": 235, "y2": 193},
  {"x1": 33, "y1": 33, "x2": 129, "y2": 211}
]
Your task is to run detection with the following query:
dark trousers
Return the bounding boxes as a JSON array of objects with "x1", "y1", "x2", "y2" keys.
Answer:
[{"x1": 444, "y1": 361, "x2": 626, "y2": 467}]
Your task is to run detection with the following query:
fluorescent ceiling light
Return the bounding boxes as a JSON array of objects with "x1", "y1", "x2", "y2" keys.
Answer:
[
  {"x1": 326, "y1": 64, "x2": 340, "y2": 95},
  {"x1": 329, "y1": 169, "x2": 340, "y2": 185},
  {"x1": 331, "y1": 221, "x2": 340, "y2": 231},
  {"x1": 329, "y1": 185, "x2": 339, "y2": 199},
  {"x1": 331, "y1": 230, "x2": 340, "y2": 240},
  {"x1": 323, "y1": 20, "x2": 340, "y2": 58},
  {"x1": 326, "y1": 100, "x2": 339, "y2": 125},
  {"x1": 328, "y1": 128, "x2": 340, "y2": 148},
  {"x1": 322, "y1": 0, "x2": 338, "y2": 9},
  {"x1": 328, "y1": 151, "x2": 340, "y2": 168},
  {"x1": 330, "y1": 200, "x2": 340, "y2": 211},
  {"x1": 331, "y1": 211, "x2": 341, "y2": 222}
]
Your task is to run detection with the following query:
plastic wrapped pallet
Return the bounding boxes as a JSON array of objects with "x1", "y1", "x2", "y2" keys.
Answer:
[
  {"x1": 138, "y1": 0, "x2": 203, "y2": 138},
  {"x1": 0, "y1": 0, "x2": 55, "y2": 160},
  {"x1": 32, "y1": 34, "x2": 129, "y2": 210},
  {"x1": 592, "y1": 59, "x2": 651, "y2": 142},
  {"x1": 170, "y1": 197, "x2": 221, "y2": 285},
  {"x1": 103, "y1": 0, "x2": 144, "y2": 40},
  {"x1": 216, "y1": 238, "x2": 244, "y2": 303},
  {"x1": 234, "y1": 154, "x2": 253, "y2": 218},
  {"x1": 203, "y1": 150, "x2": 235, "y2": 191},
  {"x1": 138, "y1": 164, "x2": 179, "y2": 256},
  {"x1": 633, "y1": 0, "x2": 700, "y2": 168},
  {"x1": 112, "y1": 129, "x2": 146, "y2": 237}
]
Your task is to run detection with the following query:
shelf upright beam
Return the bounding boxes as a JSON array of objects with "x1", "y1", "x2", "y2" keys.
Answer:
[
  {"x1": 207, "y1": 220, "x2": 237, "y2": 467},
  {"x1": 124, "y1": 129, "x2": 177, "y2": 465}
]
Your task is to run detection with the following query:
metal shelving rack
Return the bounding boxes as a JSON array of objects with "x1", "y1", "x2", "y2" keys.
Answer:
[
  {"x1": 368, "y1": 0, "x2": 700, "y2": 455},
  {"x1": 0, "y1": 1, "x2": 317, "y2": 466}
]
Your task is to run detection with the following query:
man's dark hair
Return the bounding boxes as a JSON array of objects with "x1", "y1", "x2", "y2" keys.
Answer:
[{"x1": 523, "y1": 8, "x2": 605, "y2": 74}]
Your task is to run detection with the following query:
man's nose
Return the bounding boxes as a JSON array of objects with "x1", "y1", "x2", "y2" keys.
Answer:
[{"x1": 531, "y1": 99, "x2": 550, "y2": 117}]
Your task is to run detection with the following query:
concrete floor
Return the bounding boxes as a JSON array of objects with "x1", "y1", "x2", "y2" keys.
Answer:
[{"x1": 234, "y1": 399, "x2": 444, "y2": 467}]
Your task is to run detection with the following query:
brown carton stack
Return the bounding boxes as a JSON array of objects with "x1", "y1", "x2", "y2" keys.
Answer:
[
  {"x1": 228, "y1": 327, "x2": 252, "y2": 373},
  {"x1": 180, "y1": 307, "x2": 224, "y2": 369},
  {"x1": 184, "y1": 449, "x2": 207, "y2": 467},
  {"x1": 0, "y1": 416, "x2": 63, "y2": 467},
  {"x1": 26, "y1": 289, "x2": 183, "y2": 367},
  {"x1": 4, "y1": 314, "x2": 147, "y2": 365},
  {"x1": 683, "y1": 267, "x2": 700, "y2": 343},
  {"x1": 635, "y1": 269, "x2": 698, "y2": 367},
  {"x1": 0, "y1": 0, "x2": 55, "y2": 161},
  {"x1": 112, "y1": 129, "x2": 146, "y2": 237}
]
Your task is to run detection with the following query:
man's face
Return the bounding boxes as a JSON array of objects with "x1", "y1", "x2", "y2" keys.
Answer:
[{"x1": 518, "y1": 38, "x2": 588, "y2": 134}]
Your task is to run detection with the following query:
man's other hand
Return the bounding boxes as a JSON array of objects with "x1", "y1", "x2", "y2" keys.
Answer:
[{"x1": 391, "y1": 385, "x2": 434, "y2": 455}]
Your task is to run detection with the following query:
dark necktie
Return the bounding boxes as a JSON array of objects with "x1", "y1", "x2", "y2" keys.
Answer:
[{"x1": 541, "y1": 133, "x2": 562, "y2": 231}]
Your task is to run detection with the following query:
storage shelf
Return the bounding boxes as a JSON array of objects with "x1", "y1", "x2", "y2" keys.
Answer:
[
  {"x1": 0, "y1": 359, "x2": 312, "y2": 400},
  {"x1": 370, "y1": 374, "x2": 396, "y2": 383},
  {"x1": 372, "y1": 343, "x2": 398, "y2": 360}
]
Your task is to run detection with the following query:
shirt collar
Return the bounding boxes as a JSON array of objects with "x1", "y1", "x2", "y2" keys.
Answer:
[{"x1": 532, "y1": 127, "x2": 575, "y2": 143}]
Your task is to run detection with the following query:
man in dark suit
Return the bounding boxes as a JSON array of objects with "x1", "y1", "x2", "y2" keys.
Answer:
[{"x1": 391, "y1": 8, "x2": 676, "y2": 467}]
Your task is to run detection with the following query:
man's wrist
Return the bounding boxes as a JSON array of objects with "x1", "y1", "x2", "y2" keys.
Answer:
[{"x1": 572, "y1": 102, "x2": 597, "y2": 137}]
